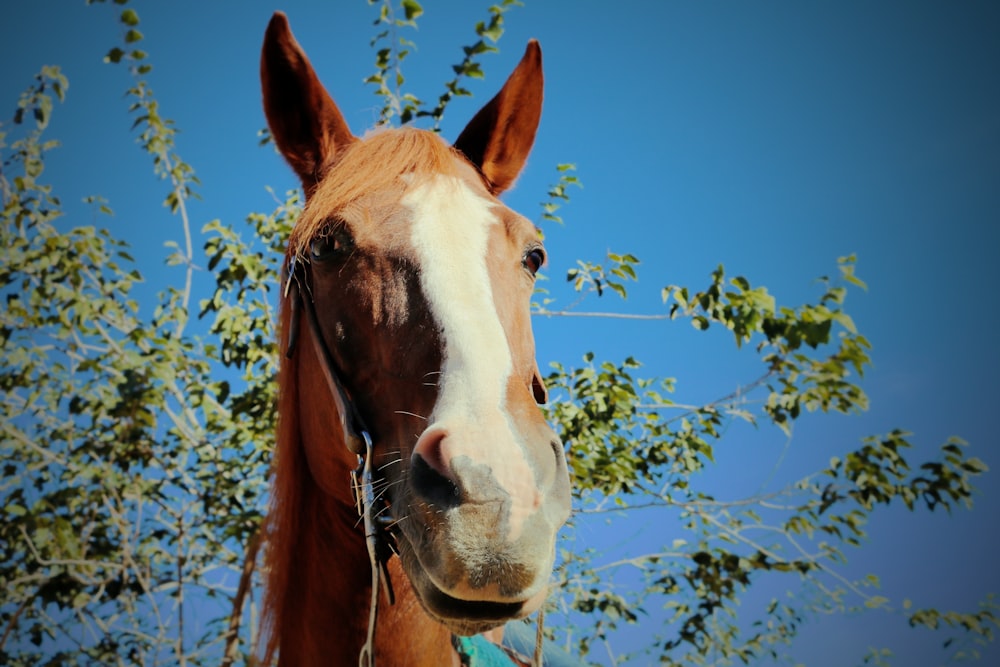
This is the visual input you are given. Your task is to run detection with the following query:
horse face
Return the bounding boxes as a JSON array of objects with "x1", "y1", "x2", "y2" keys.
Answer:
[{"x1": 262, "y1": 13, "x2": 571, "y2": 635}]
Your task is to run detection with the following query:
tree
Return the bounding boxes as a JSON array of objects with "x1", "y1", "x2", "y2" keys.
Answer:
[{"x1": 0, "y1": 1, "x2": 995, "y2": 665}]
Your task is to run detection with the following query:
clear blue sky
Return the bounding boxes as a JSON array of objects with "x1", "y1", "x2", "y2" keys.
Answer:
[{"x1": 3, "y1": 2, "x2": 998, "y2": 665}]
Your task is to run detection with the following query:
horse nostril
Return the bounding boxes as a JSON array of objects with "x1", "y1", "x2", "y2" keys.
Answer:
[
  {"x1": 413, "y1": 427, "x2": 449, "y2": 477},
  {"x1": 410, "y1": 453, "x2": 462, "y2": 509},
  {"x1": 550, "y1": 439, "x2": 565, "y2": 466},
  {"x1": 411, "y1": 427, "x2": 461, "y2": 508}
]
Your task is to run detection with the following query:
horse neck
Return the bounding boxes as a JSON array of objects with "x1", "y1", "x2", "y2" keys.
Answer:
[
  {"x1": 271, "y1": 466, "x2": 455, "y2": 666},
  {"x1": 266, "y1": 310, "x2": 456, "y2": 667}
]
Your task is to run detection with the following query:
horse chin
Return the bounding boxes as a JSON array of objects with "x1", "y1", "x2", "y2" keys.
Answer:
[{"x1": 398, "y1": 548, "x2": 544, "y2": 636}]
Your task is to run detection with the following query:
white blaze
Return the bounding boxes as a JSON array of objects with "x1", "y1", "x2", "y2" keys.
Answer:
[{"x1": 404, "y1": 175, "x2": 536, "y2": 539}]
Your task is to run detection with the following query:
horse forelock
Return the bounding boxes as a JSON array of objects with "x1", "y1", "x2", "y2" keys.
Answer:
[{"x1": 287, "y1": 127, "x2": 475, "y2": 255}]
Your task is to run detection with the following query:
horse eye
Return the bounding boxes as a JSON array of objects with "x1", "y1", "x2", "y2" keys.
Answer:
[
  {"x1": 524, "y1": 247, "x2": 546, "y2": 276},
  {"x1": 311, "y1": 228, "x2": 353, "y2": 261}
]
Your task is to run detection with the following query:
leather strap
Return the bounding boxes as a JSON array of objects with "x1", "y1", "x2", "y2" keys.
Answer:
[{"x1": 285, "y1": 255, "x2": 369, "y2": 455}]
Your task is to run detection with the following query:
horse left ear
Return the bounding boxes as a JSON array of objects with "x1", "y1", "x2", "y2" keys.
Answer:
[
  {"x1": 261, "y1": 12, "x2": 356, "y2": 197},
  {"x1": 454, "y1": 40, "x2": 543, "y2": 195}
]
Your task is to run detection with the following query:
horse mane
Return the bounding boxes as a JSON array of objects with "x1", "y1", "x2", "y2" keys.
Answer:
[
  {"x1": 287, "y1": 127, "x2": 468, "y2": 255},
  {"x1": 260, "y1": 291, "x2": 304, "y2": 665},
  {"x1": 262, "y1": 125, "x2": 470, "y2": 665}
]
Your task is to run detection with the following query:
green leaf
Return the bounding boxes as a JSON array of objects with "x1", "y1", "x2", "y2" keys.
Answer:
[
  {"x1": 401, "y1": 0, "x2": 423, "y2": 21},
  {"x1": 120, "y1": 8, "x2": 140, "y2": 26},
  {"x1": 865, "y1": 595, "x2": 889, "y2": 609},
  {"x1": 104, "y1": 47, "x2": 125, "y2": 64}
]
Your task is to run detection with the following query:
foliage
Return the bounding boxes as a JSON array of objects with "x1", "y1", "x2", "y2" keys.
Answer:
[
  {"x1": 539, "y1": 163, "x2": 582, "y2": 225},
  {"x1": 365, "y1": 0, "x2": 523, "y2": 127},
  {"x1": 0, "y1": 2, "x2": 995, "y2": 666},
  {"x1": 0, "y1": 6, "x2": 286, "y2": 665}
]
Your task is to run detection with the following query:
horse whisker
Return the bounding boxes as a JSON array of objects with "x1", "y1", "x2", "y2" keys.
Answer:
[
  {"x1": 377, "y1": 457, "x2": 403, "y2": 472},
  {"x1": 394, "y1": 410, "x2": 428, "y2": 421},
  {"x1": 371, "y1": 478, "x2": 406, "y2": 505}
]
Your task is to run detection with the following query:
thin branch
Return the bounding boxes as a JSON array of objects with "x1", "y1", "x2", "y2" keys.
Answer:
[
  {"x1": 698, "y1": 511, "x2": 788, "y2": 570},
  {"x1": 582, "y1": 551, "x2": 687, "y2": 576},
  {"x1": 0, "y1": 162, "x2": 11, "y2": 206},
  {"x1": 0, "y1": 596, "x2": 30, "y2": 652},
  {"x1": 221, "y1": 528, "x2": 262, "y2": 667},
  {"x1": 781, "y1": 526, "x2": 877, "y2": 604},
  {"x1": 661, "y1": 370, "x2": 774, "y2": 427},
  {"x1": 158, "y1": 147, "x2": 195, "y2": 339},
  {"x1": 176, "y1": 512, "x2": 186, "y2": 667},
  {"x1": 101, "y1": 492, "x2": 169, "y2": 646},
  {"x1": 4, "y1": 424, "x2": 69, "y2": 467},
  {"x1": 534, "y1": 308, "x2": 671, "y2": 320}
]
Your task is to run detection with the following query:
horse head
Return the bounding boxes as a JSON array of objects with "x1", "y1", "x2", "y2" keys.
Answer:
[{"x1": 260, "y1": 11, "x2": 571, "y2": 658}]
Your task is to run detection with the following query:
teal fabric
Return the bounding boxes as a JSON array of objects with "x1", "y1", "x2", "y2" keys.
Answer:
[
  {"x1": 455, "y1": 635, "x2": 521, "y2": 667},
  {"x1": 501, "y1": 622, "x2": 584, "y2": 667},
  {"x1": 455, "y1": 625, "x2": 586, "y2": 667}
]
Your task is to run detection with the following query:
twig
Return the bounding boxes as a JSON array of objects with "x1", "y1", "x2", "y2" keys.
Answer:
[
  {"x1": 534, "y1": 309, "x2": 670, "y2": 320},
  {"x1": 0, "y1": 596, "x2": 30, "y2": 652},
  {"x1": 176, "y1": 512, "x2": 186, "y2": 667},
  {"x1": 221, "y1": 528, "x2": 262, "y2": 667}
]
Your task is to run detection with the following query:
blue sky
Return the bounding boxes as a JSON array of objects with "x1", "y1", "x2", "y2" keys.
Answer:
[{"x1": 3, "y1": 1, "x2": 999, "y2": 665}]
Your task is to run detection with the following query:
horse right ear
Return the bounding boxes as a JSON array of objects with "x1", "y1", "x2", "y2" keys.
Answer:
[
  {"x1": 261, "y1": 12, "x2": 356, "y2": 197},
  {"x1": 453, "y1": 40, "x2": 543, "y2": 195}
]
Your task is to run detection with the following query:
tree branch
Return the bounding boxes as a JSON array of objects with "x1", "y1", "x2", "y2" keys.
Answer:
[
  {"x1": 534, "y1": 308, "x2": 670, "y2": 320},
  {"x1": 0, "y1": 596, "x2": 30, "y2": 652},
  {"x1": 222, "y1": 528, "x2": 263, "y2": 667}
]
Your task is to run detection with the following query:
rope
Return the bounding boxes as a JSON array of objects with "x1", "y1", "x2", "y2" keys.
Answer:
[
  {"x1": 358, "y1": 558, "x2": 379, "y2": 667},
  {"x1": 533, "y1": 608, "x2": 545, "y2": 667}
]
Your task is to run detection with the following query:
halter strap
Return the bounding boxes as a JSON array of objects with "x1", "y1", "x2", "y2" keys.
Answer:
[{"x1": 285, "y1": 255, "x2": 369, "y2": 456}]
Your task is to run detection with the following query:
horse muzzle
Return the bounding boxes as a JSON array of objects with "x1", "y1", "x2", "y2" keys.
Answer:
[{"x1": 395, "y1": 419, "x2": 571, "y2": 634}]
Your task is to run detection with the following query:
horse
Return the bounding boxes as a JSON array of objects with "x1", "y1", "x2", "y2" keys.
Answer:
[{"x1": 259, "y1": 12, "x2": 572, "y2": 666}]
